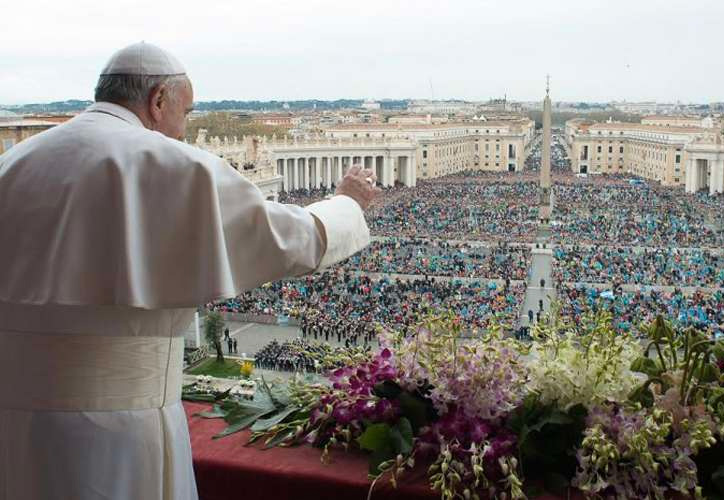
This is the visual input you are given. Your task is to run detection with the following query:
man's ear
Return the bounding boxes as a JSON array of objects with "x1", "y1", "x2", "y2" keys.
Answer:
[{"x1": 148, "y1": 84, "x2": 167, "y2": 123}]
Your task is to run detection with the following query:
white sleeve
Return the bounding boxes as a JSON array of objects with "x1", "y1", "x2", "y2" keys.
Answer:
[{"x1": 305, "y1": 195, "x2": 371, "y2": 269}]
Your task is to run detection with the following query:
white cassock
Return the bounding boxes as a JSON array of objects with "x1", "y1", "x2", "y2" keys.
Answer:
[{"x1": 0, "y1": 102, "x2": 370, "y2": 500}]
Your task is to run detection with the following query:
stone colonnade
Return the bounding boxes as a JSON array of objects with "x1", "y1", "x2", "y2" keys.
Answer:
[
  {"x1": 276, "y1": 153, "x2": 416, "y2": 192},
  {"x1": 685, "y1": 156, "x2": 724, "y2": 195}
]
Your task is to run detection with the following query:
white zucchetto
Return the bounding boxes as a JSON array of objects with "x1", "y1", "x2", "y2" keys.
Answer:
[{"x1": 100, "y1": 41, "x2": 186, "y2": 76}]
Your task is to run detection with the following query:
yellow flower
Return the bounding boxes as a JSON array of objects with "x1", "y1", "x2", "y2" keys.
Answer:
[{"x1": 239, "y1": 360, "x2": 254, "y2": 379}]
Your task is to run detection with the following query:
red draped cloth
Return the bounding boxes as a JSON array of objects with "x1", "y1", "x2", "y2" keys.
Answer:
[{"x1": 185, "y1": 402, "x2": 572, "y2": 500}]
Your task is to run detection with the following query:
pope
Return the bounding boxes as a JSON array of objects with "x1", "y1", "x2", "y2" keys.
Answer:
[{"x1": 0, "y1": 42, "x2": 379, "y2": 500}]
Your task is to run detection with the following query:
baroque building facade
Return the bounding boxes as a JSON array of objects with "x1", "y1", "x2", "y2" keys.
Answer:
[
  {"x1": 194, "y1": 119, "x2": 534, "y2": 192},
  {"x1": 324, "y1": 120, "x2": 535, "y2": 180},
  {"x1": 193, "y1": 130, "x2": 418, "y2": 197},
  {"x1": 564, "y1": 118, "x2": 724, "y2": 193}
]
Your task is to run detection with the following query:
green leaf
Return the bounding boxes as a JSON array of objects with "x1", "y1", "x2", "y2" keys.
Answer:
[
  {"x1": 567, "y1": 404, "x2": 588, "y2": 422},
  {"x1": 373, "y1": 380, "x2": 403, "y2": 399},
  {"x1": 213, "y1": 408, "x2": 272, "y2": 439},
  {"x1": 193, "y1": 405, "x2": 226, "y2": 418},
  {"x1": 214, "y1": 389, "x2": 231, "y2": 401},
  {"x1": 529, "y1": 410, "x2": 572, "y2": 433},
  {"x1": 224, "y1": 402, "x2": 275, "y2": 423},
  {"x1": 357, "y1": 423, "x2": 391, "y2": 452},
  {"x1": 630, "y1": 356, "x2": 661, "y2": 376},
  {"x1": 368, "y1": 443, "x2": 395, "y2": 476},
  {"x1": 696, "y1": 363, "x2": 721, "y2": 384},
  {"x1": 251, "y1": 407, "x2": 299, "y2": 432},
  {"x1": 628, "y1": 384, "x2": 654, "y2": 408},
  {"x1": 182, "y1": 393, "x2": 216, "y2": 402},
  {"x1": 389, "y1": 417, "x2": 413, "y2": 455},
  {"x1": 398, "y1": 392, "x2": 429, "y2": 433},
  {"x1": 263, "y1": 429, "x2": 296, "y2": 449}
]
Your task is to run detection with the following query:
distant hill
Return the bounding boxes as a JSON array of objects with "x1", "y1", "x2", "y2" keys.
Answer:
[
  {"x1": 194, "y1": 99, "x2": 409, "y2": 111},
  {"x1": 1, "y1": 100, "x2": 93, "y2": 114},
  {"x1": 1, "y1": 99, "x2": 411, "y2": 114}
]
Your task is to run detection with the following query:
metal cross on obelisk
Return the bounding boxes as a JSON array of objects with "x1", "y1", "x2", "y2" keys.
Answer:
[{"x1": 540, "y1": 75, "x2": 552, "y2": 222}]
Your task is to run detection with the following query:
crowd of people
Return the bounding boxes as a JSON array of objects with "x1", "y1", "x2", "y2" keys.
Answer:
[
  {"x1": 222, "y1": 169, "x2": 724, "y2": 362},
  {"x1": 253, "y1": 338, "x2": 370, "y2": 373},
  {"x1": 553, "y1": 246, "x2": 724, "y2": 288},
  {"x1": 209, "y1": 271, "x2": 525, "y2": 337},
  {"x1": 336, "y1": 239, "x2": 530, "y2": 280},
  {"x1": 366, "y1": 176, "x2": 540, "y2": 241},
  {"x1": 552, "y1": 183, "x2": 724, "y2": 247},
  {"x1": 300, "y1": 312, "x2": 378, "y2": 347},
  {"x1": 558, "y1": 284, "x2": 724, "y2": 337},
  {"x1": 524, "y1": 133, "x2": 570, "y2": 173}
]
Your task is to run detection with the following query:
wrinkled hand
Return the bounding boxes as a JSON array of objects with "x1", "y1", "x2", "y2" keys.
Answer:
[{"x1": 335, "y1": 165, "x2": 382, "y2": 210}]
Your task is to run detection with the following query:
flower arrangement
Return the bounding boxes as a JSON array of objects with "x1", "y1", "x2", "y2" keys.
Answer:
[
  {"x1": 186, "y1": 312, "x2": 724, "y2": 499},
  {"x1": 527, "y1": 308, "x2": 642, "y2": 410}
]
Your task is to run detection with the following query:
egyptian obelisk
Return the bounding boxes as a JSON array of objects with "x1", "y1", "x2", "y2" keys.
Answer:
[{"x1": 540, "y1": 75, "x2": 552, "y2": 222}]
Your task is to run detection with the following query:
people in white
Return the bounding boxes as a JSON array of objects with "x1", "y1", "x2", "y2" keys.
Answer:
[{"x1": 0, "y1": 42, "x2": 379, "y2": 500}]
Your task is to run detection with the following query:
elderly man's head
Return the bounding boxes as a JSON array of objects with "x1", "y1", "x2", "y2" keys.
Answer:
[{"x1": 94, "y1": 43, "x2": 194, "y2": 141}]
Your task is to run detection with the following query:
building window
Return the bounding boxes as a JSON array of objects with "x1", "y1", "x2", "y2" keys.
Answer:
[
  {"x1": 620, "y1": 146, "x2": 624, "y2": 153},
  {"x1": 675, "y1": 154, "x2": 681, "y2": 163},
  {"x1": 423, "y1": 150, "x2": 427, "y2": 159},
  {"x1": 608, "y1": 146, "x2": 613, "y2": 153},
  {"x1": 597, "y1": 145, "x2": 602, "y2": 153}
]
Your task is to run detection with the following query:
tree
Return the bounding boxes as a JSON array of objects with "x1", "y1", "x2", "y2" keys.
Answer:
[
  {"x1": 185, "y1": 112, "x2": 288, "y2": 142},
  {"x1": 204, "y1": 311, "x2": 225, "y2": 362}
]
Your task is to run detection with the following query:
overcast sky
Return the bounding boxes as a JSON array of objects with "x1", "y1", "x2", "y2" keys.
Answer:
[{"x1": 1, "y1": 0, "x2": 721, "y2": 105}]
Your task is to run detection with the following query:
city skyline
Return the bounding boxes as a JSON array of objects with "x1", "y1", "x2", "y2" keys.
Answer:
[{"x1": 2, "y1": 0, "x2": 723, "y2": 105}]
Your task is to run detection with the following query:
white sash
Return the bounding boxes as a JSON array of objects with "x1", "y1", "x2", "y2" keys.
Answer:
[{"x1": 0, "y1": 331, "x2": 183, "y2": 411}]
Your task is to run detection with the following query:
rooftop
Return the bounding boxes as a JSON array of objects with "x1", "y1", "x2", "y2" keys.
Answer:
[
  {"x1": 0, "y1": 119, "x2": 58, "y2": 128},
  {"x1": 575, "y1": 121, "x2": 705, "y2": 135},
  {"x1": 326, "y1": 120, "x2": 530, "y2": 130}
]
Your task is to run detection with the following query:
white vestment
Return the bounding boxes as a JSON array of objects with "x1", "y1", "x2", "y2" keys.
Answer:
[{"x1": 0, "y1": 102, "x2": 370, "y2": 500}]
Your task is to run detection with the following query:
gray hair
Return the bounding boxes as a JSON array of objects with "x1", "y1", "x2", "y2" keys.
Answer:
[{"x1": 94, "y1": 74, "x2": 186, "y2": 105}]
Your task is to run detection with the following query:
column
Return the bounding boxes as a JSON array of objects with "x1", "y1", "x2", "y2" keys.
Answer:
[
  {"x1": 325, "y1": 158, "x2": 332, "y2": 189},
  {"x1": 304, "y1": 158, "x2": 311, "y2": 190},
  {"x1": 286, "y1": 160, "x2": 292, "y2": 191},
  {"x1": 316, "y1": 157, "x2": 323, "y2": 189},
  {"x1": 685, "y1": 158, "x2": 696, "y2": 194},
  {"x1": 386, "y1": 156, "x2": 395, "y2": 187},
  {"x1": 711, "y1": 159, "x2": 724, "y2": 195},
  {"x1": 408, "y1": 154, "x2": 417, "y2": 187},
  {"x1": 294, "y1": 158, "x2": 300, "y2": 190},
  {"x1": 405, "y1": 155, "x2": 413, "y2": 186},
  {"x1": 698, "y1": 160, "x2": 707, "y2": 192},
  {"x1": 340, "y1": 156, "x2": 347, "y2": 180},
  {"x1": 280, "y1": 159, "x2": 287, "y2": 192}
]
